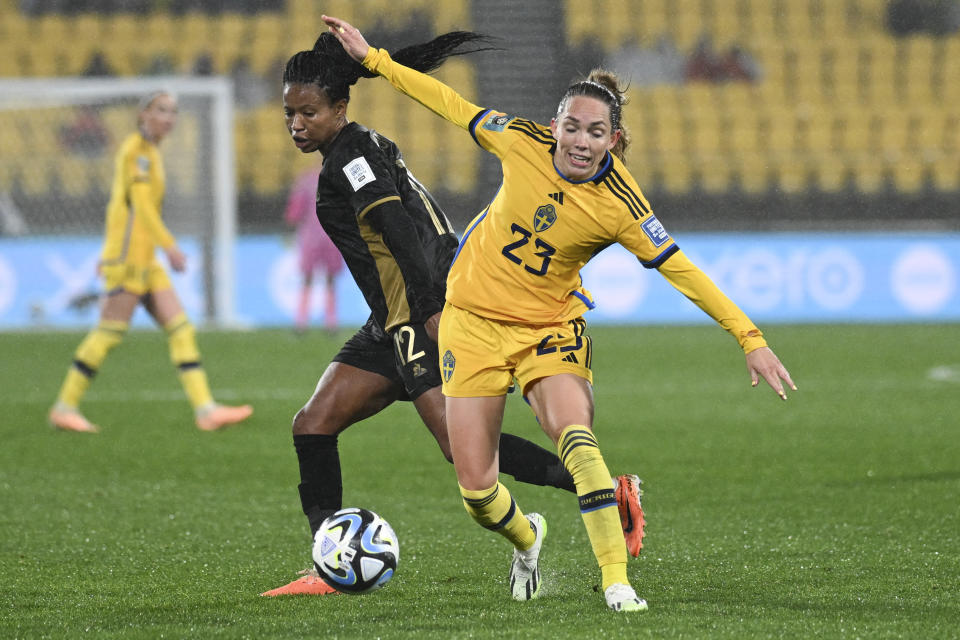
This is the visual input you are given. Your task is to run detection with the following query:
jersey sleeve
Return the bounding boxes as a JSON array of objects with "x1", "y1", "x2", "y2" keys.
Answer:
[
  {"x1": 328, "y1": 140, "x2": 442, "y2": 323},
  {"x1": 362, "y1": 47, "x2": 528, "y2": 160},
  {"x1": 365, "y1": 198, "x2": 443, "y2": 322},
  {"x1": 607, "y1": 173, "x2": 765, "y2": 352},
  {"x1": 127, "y1": 150, "x2": 175, "y2": 250},
  {"x1": 327, "y1": 137, "x2": 404, "y2": 218},
  {"x1": 614, "y1": 203, "x2": 681, "y2": 269},
  {"x1": 363, "y1": 47, "x2": 483, "y2": 129},
  {"x1": 657, "y1": 249, "x2": 768, "y2": 353}
]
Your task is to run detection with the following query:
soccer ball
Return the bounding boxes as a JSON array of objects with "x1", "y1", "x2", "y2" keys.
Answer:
[{"x1": 312, "y1": 507, "x2": 399, "y2": 594}]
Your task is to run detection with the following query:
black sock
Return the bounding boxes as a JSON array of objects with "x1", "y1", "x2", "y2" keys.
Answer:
[
  {"x1": 498, "y1": 432, "x2": 576, "y2": 493},
  {"x1": 293, "y1": 434, "x2": 342, "y2": 536}
]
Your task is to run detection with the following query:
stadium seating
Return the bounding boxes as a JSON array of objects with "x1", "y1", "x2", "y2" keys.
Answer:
[
  {"x1": 584, "y1": 0, "x2": 960, "y2": 195},
  {"x1": 2, "y1": 0, "x2": 958, "y2": 200},
  {"x1": 0, "y1": 1, "x2": 476, "y2": 200}
]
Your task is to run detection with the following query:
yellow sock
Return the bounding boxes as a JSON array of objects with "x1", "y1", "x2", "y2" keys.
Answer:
[
  {"x1": 557, "y1": 425, "x2": 627, "y2": 589},
  {"x1": 460, "y1": 482, "x2": 535, "y2": 550},
  {"x1": 56, "y1": 320, "x2": 127, "y2": 407},
  {"x1": 164, "y1": 313, "x2": 213, "y2": 410},
  {"x1": 56, "y1": 369, "x2": 92, "y2": 409}
]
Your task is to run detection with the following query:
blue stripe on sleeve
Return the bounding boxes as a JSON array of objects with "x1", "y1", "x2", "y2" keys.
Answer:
[
  {"x1": 641, "y1": 243, "x2": 680, "y2": 269},
  {"x1": 468, "y1": 108, "x2": 493, "y2": 148}
]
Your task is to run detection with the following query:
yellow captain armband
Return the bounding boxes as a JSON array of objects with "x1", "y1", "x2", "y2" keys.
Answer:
[{"x1": 739, "y1": 328, "x2": 768, "y2": 354}]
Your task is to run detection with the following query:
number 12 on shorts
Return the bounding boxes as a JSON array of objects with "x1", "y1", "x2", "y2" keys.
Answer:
[{"x1": 393, "y1": 325, "x2": 426, "y2": 365}]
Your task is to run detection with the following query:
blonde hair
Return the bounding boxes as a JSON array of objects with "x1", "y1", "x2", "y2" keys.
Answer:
[{"x1": 136, "y1": 90, "x2": 174, "y2": 126}]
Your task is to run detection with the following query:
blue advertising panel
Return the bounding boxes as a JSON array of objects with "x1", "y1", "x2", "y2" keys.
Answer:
[
  {"x1": 581, "y1": 233, "x2": 960, "y2": 324},
  {"x1": 0, "y1": 233, "x2": 957, "y2": 329}
]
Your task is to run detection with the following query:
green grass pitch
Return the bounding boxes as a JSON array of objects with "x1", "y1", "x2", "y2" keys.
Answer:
[{"x1": 1, "y1": 324, "x2": 958, "y2": 639}]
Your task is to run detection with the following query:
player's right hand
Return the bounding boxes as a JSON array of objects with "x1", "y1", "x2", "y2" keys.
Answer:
[{"x1": 322, "y1": 15, "x2": 370, "y2": 63}]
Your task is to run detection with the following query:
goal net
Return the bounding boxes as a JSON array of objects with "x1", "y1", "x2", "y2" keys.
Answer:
[{"x1": 0, "y1": 76, "x2": 237, "y2": 326}]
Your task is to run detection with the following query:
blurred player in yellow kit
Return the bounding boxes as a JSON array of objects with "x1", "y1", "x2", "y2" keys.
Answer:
[{"x1": 48, "y1": 91, "x2": 252, "y2": 434}]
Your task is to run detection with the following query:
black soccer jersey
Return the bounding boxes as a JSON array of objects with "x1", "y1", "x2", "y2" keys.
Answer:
[{"x1": 316, "y1": 122, "x2": 458, "y2": 332}]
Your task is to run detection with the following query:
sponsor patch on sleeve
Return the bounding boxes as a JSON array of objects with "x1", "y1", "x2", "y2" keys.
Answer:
[
  {"x1": 641, "y1": 215, "x2": 670, "y2": 247},
  {"x1": 481, "y1": 113, "x2": 513, "y2": 132},
  {"x1": 343, "y1": 156, "x2": 375, "y2": 192}
]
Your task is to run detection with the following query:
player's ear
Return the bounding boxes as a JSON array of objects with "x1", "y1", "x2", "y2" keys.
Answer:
[
  {"x1": 607, "y1": 128, "x2": 621, "y2": 150},
  {"x1": 549, "y1": 117, "x2": 558, "y2": 138}
]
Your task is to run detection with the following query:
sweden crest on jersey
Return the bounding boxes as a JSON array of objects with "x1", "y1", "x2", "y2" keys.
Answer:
[
  {"x1": 533, "y1": 204, "x2": 557, "y2": 232},
  {"x1": 442, "y1": 350, "x2": 456, "y2": 382}
]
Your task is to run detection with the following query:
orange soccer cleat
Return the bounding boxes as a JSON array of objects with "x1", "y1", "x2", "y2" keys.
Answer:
[
  {"x1": 195, "y1": 403, "x2": 253, "y2": 431},
  {"x1": 48, "y1": 404, "x2": 100, "y2": 434},
  {"x1": 261, "y1": 569, "x2": 339, "y2": 597},
  {"x1": 614, "y1": 474, "x2": 646, "y2": 558}
]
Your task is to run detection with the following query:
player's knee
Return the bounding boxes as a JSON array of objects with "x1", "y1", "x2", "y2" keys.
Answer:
[
  {"x1": 166, "y1": 320, "x2": 200, "y2": 366},
  {"x1": 292, "y1": 401, "x2": 342, "y2": 436},
  {"x1": 291, "y1": 406, "x2": 312, "y2": 435},
  {"x1": 75, "y1": 325, "x2": 126, "y2": 366}
]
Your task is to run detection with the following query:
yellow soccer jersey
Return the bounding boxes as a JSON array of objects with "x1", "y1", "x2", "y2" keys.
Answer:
[
  {"x1": 364, "y1": 48, "x2": 767, "y2": 352},
  {"x1": 449, "y1": 114, "x2": 676, "y2": 325},
  {"x1": 100, "y1": 132, "x2": 175, "y2": 268}
]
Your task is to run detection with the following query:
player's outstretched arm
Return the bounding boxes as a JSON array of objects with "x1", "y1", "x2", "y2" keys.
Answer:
[
  {"x1": 322, "y1": 15, "x2": 370, "y2": 62},
  {"x1": 745, "y1": 346, "x2": 797, "y2": 400},
  {"x1": 322, "y1": 14, "x2": 484, "y2": 131}
]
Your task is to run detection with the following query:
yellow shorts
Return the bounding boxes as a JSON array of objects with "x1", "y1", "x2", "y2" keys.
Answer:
[
  {"x1": 438, "y1": 303, "x2": 593, "y2": 397},
  {"x1": 102, "y1": 259, "x2": 172, "y2": 297}
]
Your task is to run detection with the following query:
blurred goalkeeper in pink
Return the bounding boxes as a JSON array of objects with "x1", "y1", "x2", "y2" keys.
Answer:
[{"x1": 285, "y1": 165, "x2": 345, "y2": 331}]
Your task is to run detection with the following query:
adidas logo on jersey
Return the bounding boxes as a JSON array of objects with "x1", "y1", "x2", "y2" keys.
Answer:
[
  {"x1": 547, "y1": 191, "x2": 564, "y2": 205},
  {"x1": 562, "y1": 353, "x2": 579, "y2": 364}
]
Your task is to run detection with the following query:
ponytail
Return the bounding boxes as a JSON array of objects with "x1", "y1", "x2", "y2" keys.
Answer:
[{"x1": 284, "y1": 30, "x2": 495, "y2": 104}]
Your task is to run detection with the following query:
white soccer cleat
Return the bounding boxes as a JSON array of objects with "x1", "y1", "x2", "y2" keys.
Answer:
[
  {"x1": 604, "y1": 582, "x2": 648, "y2": 612},
  {"x1": 509, "y1": 512, "x2": 546, "y2": 601}
]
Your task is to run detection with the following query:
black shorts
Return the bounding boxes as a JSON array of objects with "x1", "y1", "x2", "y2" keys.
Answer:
[{"x1": 332, "y1": 315, "x2": 441, "y2": 401}]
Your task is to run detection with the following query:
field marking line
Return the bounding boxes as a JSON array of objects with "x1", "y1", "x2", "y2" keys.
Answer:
[{"x1": 8, "y1": 387, "x2": 309, "y2": 405}]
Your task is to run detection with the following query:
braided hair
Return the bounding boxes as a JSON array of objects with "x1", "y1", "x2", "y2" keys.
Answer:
[
  {"x1": 556, "y1": 69, "x2": 631, "y2": 162},
  {"x1": 283, "y1": 30, "x2": 495, "y2": 105}
]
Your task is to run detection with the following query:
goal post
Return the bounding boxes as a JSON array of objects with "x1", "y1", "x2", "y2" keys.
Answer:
[{"x1": 0, "y1": 75, "x2": 237, "y2": 327}]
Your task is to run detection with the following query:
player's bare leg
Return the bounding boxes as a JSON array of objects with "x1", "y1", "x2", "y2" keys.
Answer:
[
  {"x1": 414, "y1": 384, "x2": 577, "y2": 491},
  {"x1": 49, "y1": 290, "x2": 139, "y2": 433},
  {"x1": 526, "y1": 374, "x2": 646, "y2": 611},
  {"x1": 447, "y1": 395, "x2": 546, "y2": 600},
  {"x1": 323, "y1": 273, "x2": 337, "y2": 331},
  {"x1": 295, "y1": 271, "x2": 313, "y2": 333},
  {"x1": 263, "y1": 362, "x2": 400, "y2": 596}
]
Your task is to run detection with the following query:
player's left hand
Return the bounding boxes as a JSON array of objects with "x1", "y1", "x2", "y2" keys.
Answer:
[
  {"x1": 745, "y1": 346, "x2": 797, "y2": 401},
  {"x1": 165, "y1": 245, "x2": 187, "y2": 273},
  {"x1": 322, "y1": 15, "x2": 370, "y2": 63}
]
